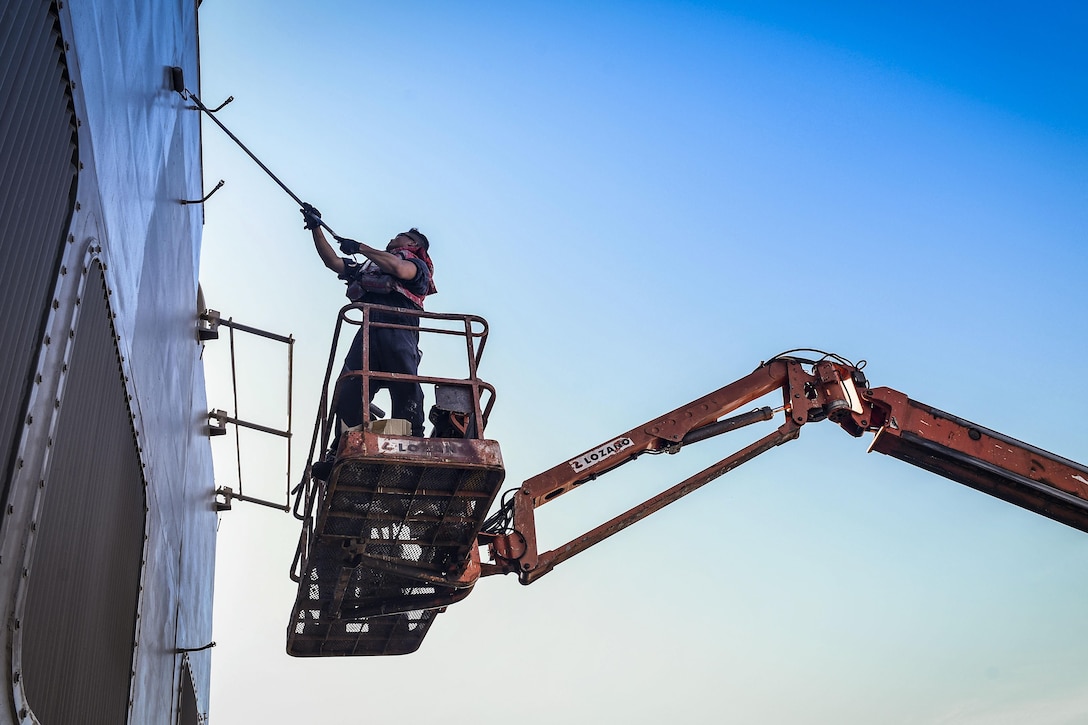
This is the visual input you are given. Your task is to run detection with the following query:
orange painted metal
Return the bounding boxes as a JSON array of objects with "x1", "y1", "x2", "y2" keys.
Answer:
[
  {"x1": 846, "y1": 385, "x2": 1088, "y2": 533},
  {"x1": 484, "y1": 359, "x2": 833, "y2": 583},
  {"x1": 485, "y1": 357, "x2": 1088, "y2": 585}
]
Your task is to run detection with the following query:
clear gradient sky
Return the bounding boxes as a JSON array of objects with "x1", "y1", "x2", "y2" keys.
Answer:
[{"x1": 196, "y1": 3, "x2": 1088, "y2": 723}]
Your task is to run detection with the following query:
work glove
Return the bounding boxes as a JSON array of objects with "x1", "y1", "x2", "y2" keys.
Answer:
[
  {"x1": 300, "y1": 203, "x2": 322, "y2": 230},
  {"x1": 336, "y1": 236, "x2": 363, "y2": 256}
]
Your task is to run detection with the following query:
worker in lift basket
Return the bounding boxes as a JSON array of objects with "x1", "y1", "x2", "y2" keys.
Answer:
[{"x1": 301, "y1": 203, "x2": 437, "y2": 454}]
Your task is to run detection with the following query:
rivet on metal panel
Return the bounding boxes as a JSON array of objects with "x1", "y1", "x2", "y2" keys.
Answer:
[
  {"x1": 53, "y1": 299, "x2": 59, "y2": 309},
  {"x1": 25, "y1": 414, "x2": 32, "y2": 425},
  {"x1": 69, "y1": 329, "x2": 74, "y2": 338},
  {"x1": 7, "y1": 505, "x2": 13, "y2": 515},
  {"x1": 68, "y1": 234, "x2": 75, "y2": 244},
  {"x1": 16, "y1": 459, "x2": 22, "y2": 469},
  {"x1": 44, "y1": 335, "x2": 51, "y2": 345},
  {"x1": 30, "y1": 522, "x2": 36, "y2": 532},
  {"x1": 61, "y1": 265, "x2": 68, "y2": 275},
  {"x1": 21, "y1": 569, "x2": 27, "y2": 578},
  {"x1": 75, "y1": 201, "x2": 81, "y2": 210},
  {"x1": 12, "y1": 671, "x2": 18, "y2": 683},
  {"x1": 54, "y1": 399, "x2": 60, "y2": 409}
]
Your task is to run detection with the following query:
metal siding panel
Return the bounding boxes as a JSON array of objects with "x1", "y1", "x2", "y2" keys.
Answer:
[
  {"x1": 22, "y1": 263, "x2": 146, "y2": 725},
  {"x1": 0, "y1": 0, "x2": 215, "y2": 721},
  {"x1": 0, "y1": 0, "x2": 78, "y2": 505}
]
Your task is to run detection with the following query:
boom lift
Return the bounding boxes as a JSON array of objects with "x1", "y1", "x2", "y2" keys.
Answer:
[
  {"x1": 288, "y1": 307, "x2": 1088, "y2": 657},
  {"x1": 288, "y1": 303, "x2": 504, "y2": 656}
]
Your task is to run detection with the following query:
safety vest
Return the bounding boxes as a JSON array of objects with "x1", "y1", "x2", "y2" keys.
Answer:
[{"x1": 346, "y1": 248, "x2": 434, "y2": 309}]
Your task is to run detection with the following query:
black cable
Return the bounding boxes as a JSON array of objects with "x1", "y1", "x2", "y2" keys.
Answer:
[
  {"x1": 763, "y1": 348, "x2": 860, "y2": 369},
  {"x1": 482, "y1": 487, "x2": 519, "y2": 535}
]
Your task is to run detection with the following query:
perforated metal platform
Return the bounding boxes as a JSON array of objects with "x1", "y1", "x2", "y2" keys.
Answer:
[
  {"x1": 287, "y1": 537, "x2": 466, "y2": 656},
  {"x1": 287, "y1": 430, "x2": 505, "y2": 657},
  {"x1": 319, "y1": 431, "x2": 504, "y2": 577}
]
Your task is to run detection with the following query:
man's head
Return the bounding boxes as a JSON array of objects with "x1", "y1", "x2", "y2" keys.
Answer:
[{"x1": 387, "y1": 228, "x2": 430, "y2": 253}]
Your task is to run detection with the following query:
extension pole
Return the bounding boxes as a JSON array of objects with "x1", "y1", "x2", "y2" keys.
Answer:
[{"x1": 172, "y1": 67, "x2": 339, "y2": 238}]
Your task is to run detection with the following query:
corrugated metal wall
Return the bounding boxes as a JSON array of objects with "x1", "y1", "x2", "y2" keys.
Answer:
[
  {"x1": 179, "y1": 661, "x2": 200, "y2": 725},
  {"x1": 0, "y1": 0, "x2": 79, "y2": 504},
  {"x1": 21, "y1": 263, "x2": 146, "y2": 725}
]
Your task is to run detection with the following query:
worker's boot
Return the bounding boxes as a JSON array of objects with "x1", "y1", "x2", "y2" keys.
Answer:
[
  {"x1": 309, "y1": 457, "x2": 334, "y2": 482},
  {"x1": 309, "y1": 422, "x2": 365, "y2": 481}
]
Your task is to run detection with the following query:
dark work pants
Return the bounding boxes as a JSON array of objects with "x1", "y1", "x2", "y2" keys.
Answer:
[{"x1": 337, "y1": 324, "x2": 424, "y2": 436}]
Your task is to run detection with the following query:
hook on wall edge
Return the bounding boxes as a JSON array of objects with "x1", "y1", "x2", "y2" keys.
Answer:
[{"x1": 180, "y1": 180, "x2": 224, "y2": 206}]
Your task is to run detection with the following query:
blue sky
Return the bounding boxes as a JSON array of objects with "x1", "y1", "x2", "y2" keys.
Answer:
[{"x1": 196, "y1": 3, "x2": 1088, "y2": 722}]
